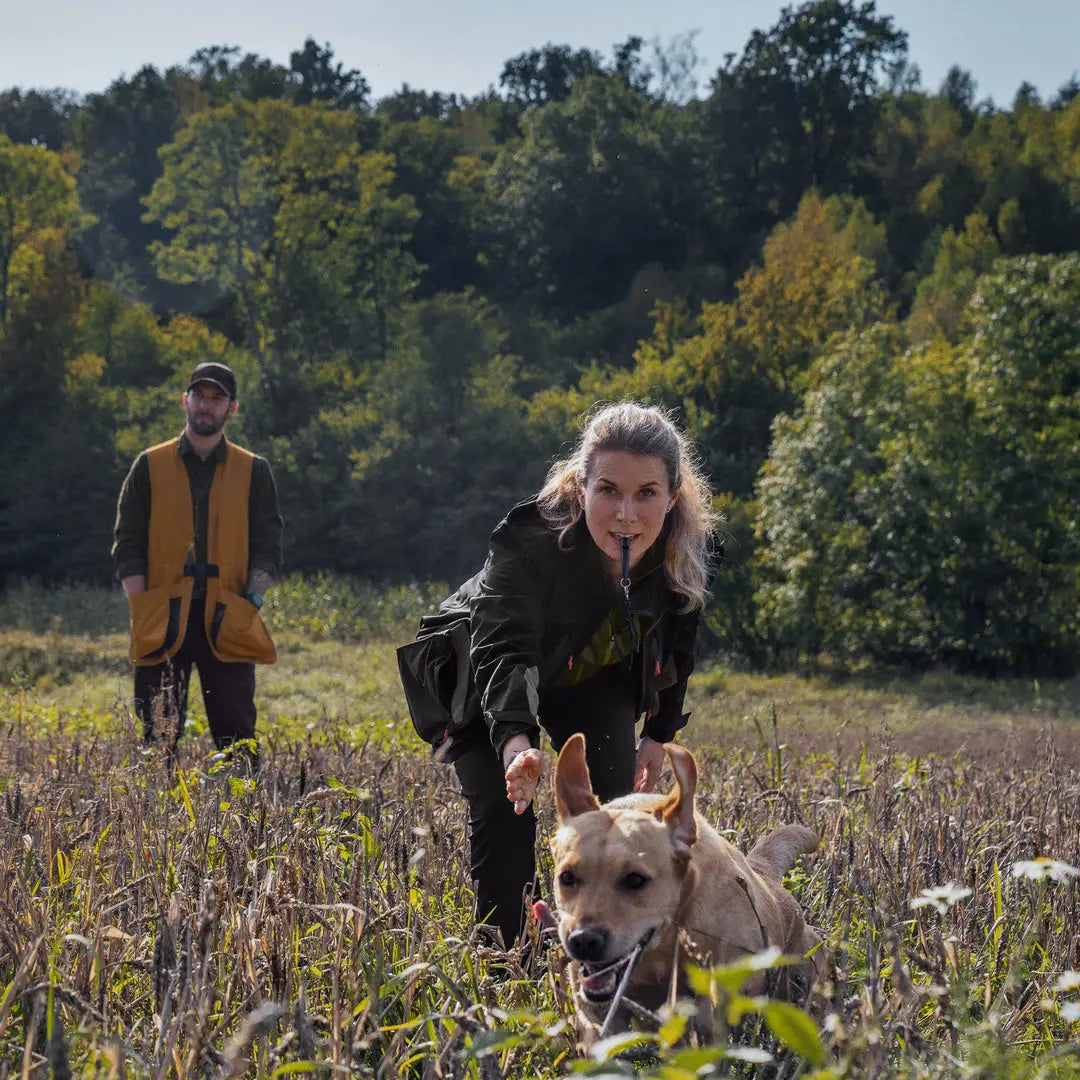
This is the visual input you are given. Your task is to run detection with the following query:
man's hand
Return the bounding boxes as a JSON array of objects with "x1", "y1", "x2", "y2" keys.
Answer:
[
  {"x1": 503, "y1": 734, "x2": 546, "y2": 814},
  {"x1": 246, "y1": 568, "x2": 274, "y2": 595},
  {"x1": 634, "y1": 736, "x2": 666, "y2": 793},
  {"x1": 122, "y1": 574, "x2": 147, "y2": 597}
]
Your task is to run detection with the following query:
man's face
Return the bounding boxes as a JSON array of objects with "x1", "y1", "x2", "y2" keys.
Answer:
[{"x1": 184, "y1": 382, "x2": 236, "y2": 436}]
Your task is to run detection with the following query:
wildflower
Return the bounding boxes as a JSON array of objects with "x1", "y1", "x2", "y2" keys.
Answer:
[
  {"x1": 1055, "y1": 972, "x2": 1080, "y2": 992},
  {"x1": 1011, "y1": 858, "x2": 1079, "y2": 882},
  {"x1": 910, "y1": 883, "x2": 972, "y2": 914},
  {"x1": 1061, "y1": 1002, "x2": 1080, "y2": 1024}
]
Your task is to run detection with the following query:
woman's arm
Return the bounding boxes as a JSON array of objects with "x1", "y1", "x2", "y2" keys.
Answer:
[
  {"x1": 469, "y1": 526, "x2": 553, "y2": 814},
  {"x1": 469, "y1": 527, "x2": 548, "y2": 760},
  {"x1": 643, "y1": 608, "x2": 701, "y2": 744}
]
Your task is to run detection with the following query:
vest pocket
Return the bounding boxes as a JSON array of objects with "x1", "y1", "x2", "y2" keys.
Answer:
[
  {"x1": 128, "y1": 586, "x2": 184, "y2": 663},
  {"x1": 208, "y1": 589, "x2": 276, "y2": 663}
]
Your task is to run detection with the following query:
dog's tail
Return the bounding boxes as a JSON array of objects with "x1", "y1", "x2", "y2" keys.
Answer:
[{"x1": 747, "y1": 824, "x2": 819, "y2": 881}]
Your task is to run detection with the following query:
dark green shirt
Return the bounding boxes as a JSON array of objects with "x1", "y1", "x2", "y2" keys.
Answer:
[
  {"x1": 111, "y1": 433, "x2": 283, "y2": 596},
  {"x1": 546, "y1": 537, "x2": 663, "y2": 688}
]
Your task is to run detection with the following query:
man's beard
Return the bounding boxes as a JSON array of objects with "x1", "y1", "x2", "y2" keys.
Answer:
[{"x1": 187, "y1": 407, "x2": 226, "y2": 436}]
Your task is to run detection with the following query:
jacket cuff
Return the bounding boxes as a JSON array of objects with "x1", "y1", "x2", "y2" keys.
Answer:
[
  {"x1": 115, "y1": 558, "x2": 147, "y2": 581},
  {"x1": 488, "y1": 711, "x2": 542, "y2": 762},
  {"x1": 643, "y1": 710, "x2": 690, "y2": 744}
]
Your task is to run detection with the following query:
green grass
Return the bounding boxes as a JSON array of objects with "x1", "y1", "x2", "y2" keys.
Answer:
[{"x1": 4, "y1": 578, "x2": 1080, "y2": 1077}]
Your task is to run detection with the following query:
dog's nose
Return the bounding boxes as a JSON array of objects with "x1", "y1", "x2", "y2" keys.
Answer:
[{"x1": 567, "y1": 926, "x2": 608, "y2": 962}]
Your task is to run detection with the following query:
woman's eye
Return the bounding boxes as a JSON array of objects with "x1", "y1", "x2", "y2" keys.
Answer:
[
  {"x1": 559, "y1": 869, "x2": 578, "y2": 887},
  {"x1": 620, "y1": 872, "x2": 649, "y2": 890}
]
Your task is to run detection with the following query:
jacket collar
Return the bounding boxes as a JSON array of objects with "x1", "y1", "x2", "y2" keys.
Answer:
[{"x1": 178, "y1": 431, "x2": 228, "y2": 463}]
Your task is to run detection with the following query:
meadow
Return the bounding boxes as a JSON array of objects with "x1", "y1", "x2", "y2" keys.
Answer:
[{"x1": 2, "y1": 578, "x2": 1080, "y2": 1077}]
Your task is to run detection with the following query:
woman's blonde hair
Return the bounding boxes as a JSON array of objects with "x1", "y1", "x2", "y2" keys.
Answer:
[{"x1": 537, "y1": 401, "x2": 717, "y2": 610}]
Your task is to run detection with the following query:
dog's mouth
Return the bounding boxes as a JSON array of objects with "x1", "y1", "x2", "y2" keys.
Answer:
[
  {"x1": 579, "y1": 953, "x2": 634, "y2": 1003},
  {"x1": 576, "y1": 928, "x2": 656, "y2": 1003}
]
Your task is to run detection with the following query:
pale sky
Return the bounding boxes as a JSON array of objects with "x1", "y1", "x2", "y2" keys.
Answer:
[{"x1": 2, "y1": 0, "x2": 1077, "y2": 108}]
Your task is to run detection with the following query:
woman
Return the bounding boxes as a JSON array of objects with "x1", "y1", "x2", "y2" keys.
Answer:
[{"x1": 398, "y1": 402, "x2": 716, "y2": 949}]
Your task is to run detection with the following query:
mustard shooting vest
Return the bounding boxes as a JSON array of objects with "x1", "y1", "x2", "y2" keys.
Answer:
[{"x1": 127, "y1": 438, "x2": 276, "y2": 666}]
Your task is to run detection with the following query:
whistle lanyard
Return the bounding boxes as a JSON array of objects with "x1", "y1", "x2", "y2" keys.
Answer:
[{"x1": 618, "y1": 536, "x2": 640, "y2": 668}]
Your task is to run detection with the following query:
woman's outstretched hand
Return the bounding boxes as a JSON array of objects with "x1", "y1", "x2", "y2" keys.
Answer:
[
  {"x1": 634, "y1": 736, "x2": 666, "y2": 793},
  {"x1": 503, "y1": 737, "x2": 546, "y2": 814}
]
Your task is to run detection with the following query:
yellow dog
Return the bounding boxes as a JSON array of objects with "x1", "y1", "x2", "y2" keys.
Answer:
[{"x1": 548, "y1": 733, "x2": 824, "y2": 1037}]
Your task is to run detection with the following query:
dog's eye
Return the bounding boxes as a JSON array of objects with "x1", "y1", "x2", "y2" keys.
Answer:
[
  {"x1": 620, "y1": 872, "x2": 649, "y2": 891},
  {"x1": 558, "y1": 869, "x2": 578, "y2": 888}
]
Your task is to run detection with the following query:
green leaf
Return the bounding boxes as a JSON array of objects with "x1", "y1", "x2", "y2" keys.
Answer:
[
  {"x1": 463, "y1": 1028, "x2": 521, "y2": 1058},
  {"x1": 709, "y1": 947, "x2": 793, "y2": 994},
  {"x1": 173, "y1": 768, "x2": 196, "y2": 828},
  {"x1": 684, "y1": 962, "x2": 713, "y2": 996},
  {"x1": 657, "y1": 1012, "x2": 688, "y2": 1048},
  {"x1": 589, "y1": 1031, "x2": 656, "y2": 1061},
  {"x1": 668, "y1": 1045, "x2": 736, "y2": 1068},
  {"x1": 727, "y1": 993, "x2": 765, "y2": 1024},
  {"x1": 762, "y1": 1000, "x2": 825, "y2": 1065}
]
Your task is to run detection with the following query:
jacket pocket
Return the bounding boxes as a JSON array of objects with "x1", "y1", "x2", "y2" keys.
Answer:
[
  {"x1": 129, "y1": 586, "x2": 184, "y2": 663},
  {"x1": 209, "y1": 589, "x2": 276, "y2": 663},
  {"x1": 397, "y1": 619, "x2": 478, "y2": 746}
]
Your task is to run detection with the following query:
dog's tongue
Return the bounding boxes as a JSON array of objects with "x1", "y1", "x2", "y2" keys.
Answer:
[
  {"x1": 533, "y1": 900, "x2": 558, "y2": 929},
  {"x1": 581, "y1": 964, "x2": 620, "y2": 999}
]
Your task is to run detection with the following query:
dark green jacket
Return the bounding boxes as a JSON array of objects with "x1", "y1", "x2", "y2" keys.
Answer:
[{"x1": 398, "y1": 499, "x2": 699, "y2": 759}]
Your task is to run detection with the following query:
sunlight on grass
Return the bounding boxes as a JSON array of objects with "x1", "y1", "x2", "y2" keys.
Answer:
[{"x1": 5, "y1": 579, "x2": 1080, "y2": 1074}]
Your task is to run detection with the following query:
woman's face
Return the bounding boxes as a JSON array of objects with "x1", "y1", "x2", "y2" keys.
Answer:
[{"x1": 578, "y1": 449, "x2": 679, "y2": 577}]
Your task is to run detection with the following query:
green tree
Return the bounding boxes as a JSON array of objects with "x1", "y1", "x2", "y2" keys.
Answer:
[
  {"x1": 757, "y1": 254, "x2": 1080, "y2": 674},
  {"x1": 378, "y1": 114, "x2": 485, "y2": 295},
  {"x1": 698, "y1": 0, "x2": 908, "y2": 269},
  {"x1": 0, "y1": 87, "x2": 78, "y2": 151},
  {"x1": 499, "y1": 44, "x2": 605, "y2": 109},
  {"x1": 907, "y1": 212, "x2": 1000, "y2": 342},
  {"x1": 74, "y1": 66, "x2": 187, "y2": 304},
  {"x1": 144, "y1": 98, "x2": 418, "y2": 435},
  {"x1": 0, "y1": 141, "x2": 116, "y2": 581},
  {"x1": 282, "y1": 291, "x2": 539, "y2": 580},
  {"x1": 0, "y1": 136, "x2": 82, "y2": 327},
  {"x1": 482, "y1": 74, "x2": 684, "y2": 317},
  {"x1": 528, "y1": 190, "x2": 890, "y2": 491},
  {"x1": 288, "y1": 39, "x2": 370, "y2": 110}
]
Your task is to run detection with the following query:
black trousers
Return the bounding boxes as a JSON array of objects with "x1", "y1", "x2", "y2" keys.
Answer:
[
  {"x1": 452, "y1": 663, "x2": 639, "y2": 948},
  {"x1": 134, "y1": 599, "x2": 257, "y2": 754}
]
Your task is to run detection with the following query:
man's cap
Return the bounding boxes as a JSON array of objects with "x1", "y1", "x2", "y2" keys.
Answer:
[{"x1": 187, "y1": 361, "x2": 237, "y2": 398}]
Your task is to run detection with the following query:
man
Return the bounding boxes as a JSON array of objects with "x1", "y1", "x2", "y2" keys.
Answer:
[{"x1": 112, "y1": 361, "x2": 283, "y2": 764}]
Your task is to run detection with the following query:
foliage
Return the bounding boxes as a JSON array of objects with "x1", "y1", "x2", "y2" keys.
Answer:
[
  {"x1": 2, "y1": 1, "x2": 1080, "y2": 672},
  {"x1": 330, "y1": 290, "x2": 543, "y2": 581},
  {"x1": 144, "y1": 98, "x2": 418, "y2": 436},
  {"x1": 757, "y1": 255, "x2": 1080, "y2": 673},
  {"x1": 263, "y1": 573, "x2": 445, "y2": 642},
  {"x1": 0, "y1": 135, "x2": 82, "y2": 325},
  {"x1": 528, "y1": 189, "x2": 892, "y2": 498},
  {"x1": 3, "y1": 677, "x2": 1080, "y2": 1075},
  {"x1": 481, "y1": 74, "x2": 685, "y2": 317},
  {"x1": 907, "y1": 212, "x2": 1000, "y2": 342}
]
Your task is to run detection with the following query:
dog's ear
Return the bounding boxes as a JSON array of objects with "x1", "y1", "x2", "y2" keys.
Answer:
[
  {"x1": 655, "y1": 743, "x2": 698, "y2": 856},
  {"x1": 554, "y1": 733, "x2": 601, "y2": 822}
]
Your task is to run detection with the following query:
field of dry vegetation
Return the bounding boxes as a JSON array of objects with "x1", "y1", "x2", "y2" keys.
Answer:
[{"x1": 2, "y1": 580, "x2": 1080, "y2": 1077}]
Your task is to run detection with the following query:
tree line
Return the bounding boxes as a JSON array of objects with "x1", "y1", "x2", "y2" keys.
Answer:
[{"x1": 2, "y1": 0, "x2": 1080, "y2": 674}]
